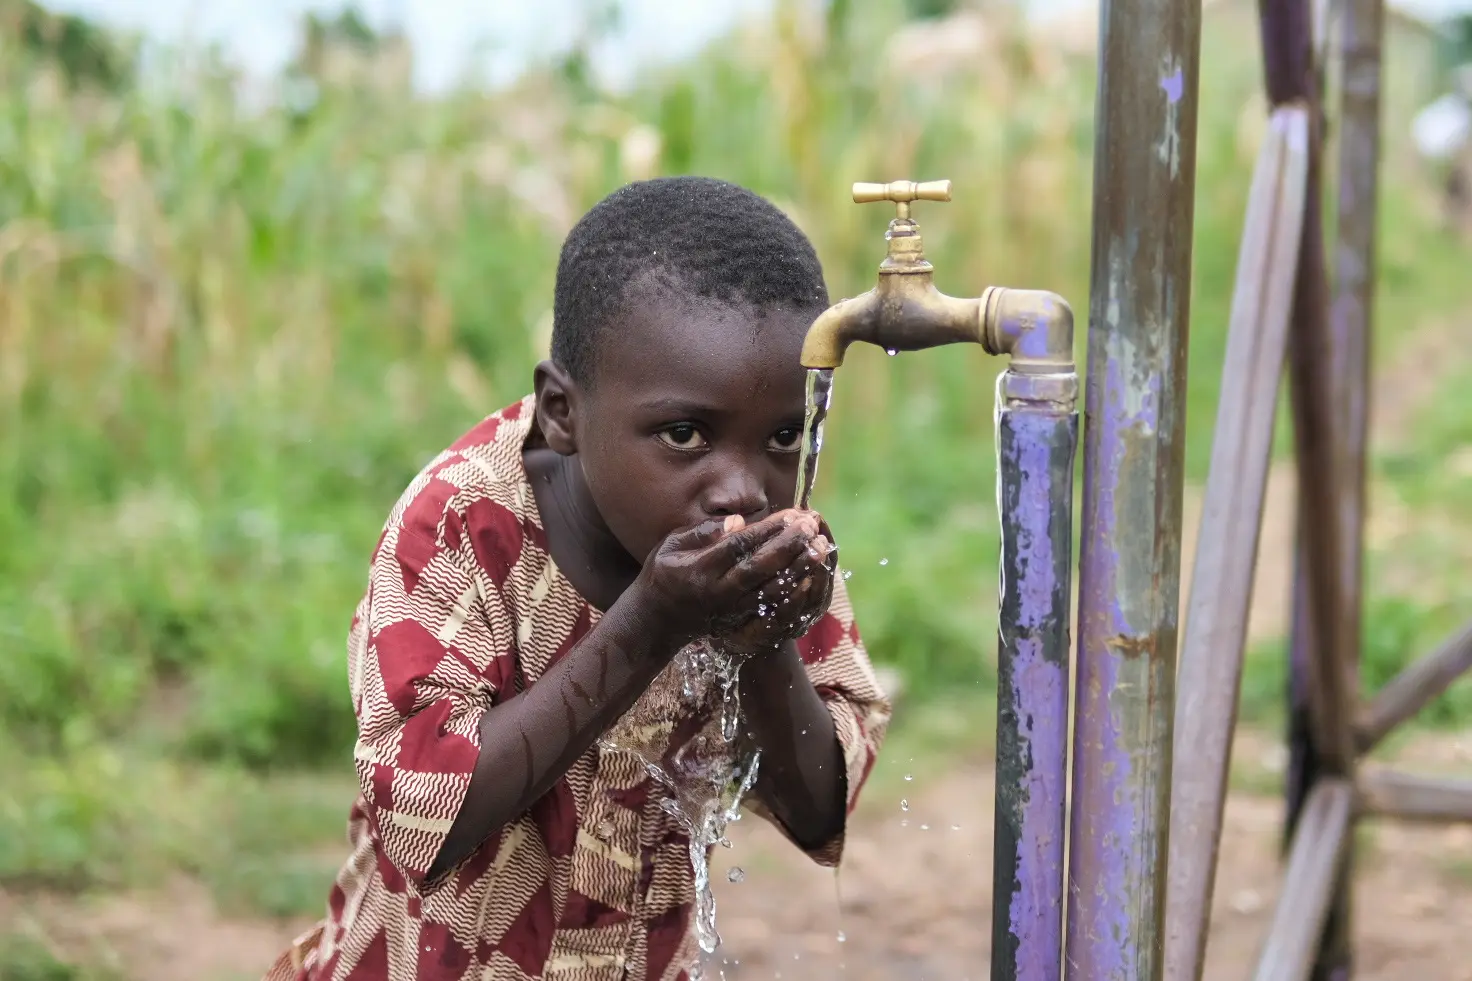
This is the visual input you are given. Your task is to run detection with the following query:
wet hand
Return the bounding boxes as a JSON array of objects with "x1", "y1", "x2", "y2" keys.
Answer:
[
  {"x1": 718, "y1": 511, "x2": 837, "y2": 654},
  {"x1": 633, "y1": 509, "x2": 831, "y2": 646}
]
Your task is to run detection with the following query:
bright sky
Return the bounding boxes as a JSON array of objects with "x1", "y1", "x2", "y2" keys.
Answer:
[
  {"x1": 45, "y1": 0, "x2": 774, "y2": 92},
  {"x1": 44, "y1": 0, "x2": 1472, "y2": 94}
]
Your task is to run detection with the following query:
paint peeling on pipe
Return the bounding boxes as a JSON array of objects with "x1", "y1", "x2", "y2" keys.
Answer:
[
  {"x1": 1064, "y1": 0, "x2": 1201, "y2": 972},
  {"x1": 993, "y1": 383, "x2": 1077, "y2": 981}
]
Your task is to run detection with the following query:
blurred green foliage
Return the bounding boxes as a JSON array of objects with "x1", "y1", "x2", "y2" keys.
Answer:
[{"x1": 1, "y1": 0, "x2": 1471, "y2": 915}]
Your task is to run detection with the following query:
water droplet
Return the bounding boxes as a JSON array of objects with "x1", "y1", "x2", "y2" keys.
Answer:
[
  {"x1": 842, "y1": 569, "x2": 853, "y2": 581},
  {"x1": 879, "y1": 557, "x2": 889, "y2": 566},
  {"x1": 885, "y1": 348, "x2": 898, "y2": 356},
  {"x1": 596, "y1": 820, "x2": 615, "y2": 839},
  {"x1": 920, "y1": 823, "x2": 930, "y2": 831},
  {"x1": 727, "y1": 867, "x2": 745, "y2": 883},
  {"x1": 900, "y1": 799, "x2": 909, "y2": 811},
  {"x1": 950, "y1": 824, "x2": 962, "y2": 831},
  {"x1": 903, "y1": 773, "x2": 913, "y2": 781},
  {"x1": 837, "y1": 931, "x2": 847, "y2": 943},
  {"x1": 900, "y1": 818, "x2": 909, "y2": 827}
]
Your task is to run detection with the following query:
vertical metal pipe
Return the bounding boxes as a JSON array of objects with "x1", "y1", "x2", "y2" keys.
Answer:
[
  {"x1": 992, "y1": 371, "x2": 1078, "y2": 981},
  {"x1": 1064, "y1": 0, "x2": 1201, "y2": 970},
  {"x1": 1264, "y1": 0, "x2": 1364, "y2": 972}
]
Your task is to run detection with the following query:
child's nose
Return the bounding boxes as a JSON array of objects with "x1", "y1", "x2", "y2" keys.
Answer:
[{"x1": 702, "y1": 467, "x2": 769, "y2": 520}]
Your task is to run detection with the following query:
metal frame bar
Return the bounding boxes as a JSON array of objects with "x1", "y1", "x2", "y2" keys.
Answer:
[
  {"x1": 1249, "y1": 780, "x2": 1356, "y2": 981},
  {"x1": 1357, "y1": 768, "x2": 1472, "y2": 822},
  {"x1": 1357, "y1": 619, "x2": 1472, "y2": 751},
  {"x1": 1163, "y1": 104, "x2": 1309, "y2": 981},
  {"x1": 1064, "y1": 0, "x2": 1201, "y2": 971}
]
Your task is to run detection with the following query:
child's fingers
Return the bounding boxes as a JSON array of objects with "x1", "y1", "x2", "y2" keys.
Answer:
[
  {"x1": 701, "y1": 511, "x2": 799, "y2": 567},
  {"x1": 664, "y1": 517, "x2": 741, "y2": 552},
  {"x1": 723, "y1": 519, "x2": 819, "y2": 590}
]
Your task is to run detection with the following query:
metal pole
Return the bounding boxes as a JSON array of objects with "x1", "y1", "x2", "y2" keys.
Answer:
[
  {"x1": 1064, "y1": 0, "x2": 1201, "y2": 970},
  {"x1": 1333, "y1": 0, "x2": 1381, "y2": 673},
  {"x1": 1265, "y1": 0, "x2": 1362, "y2": 975}
]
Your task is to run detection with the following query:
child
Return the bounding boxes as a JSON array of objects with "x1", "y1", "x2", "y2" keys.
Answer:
[{"x1": 265, "y1": 176, "x2": 891, "y2": 981}]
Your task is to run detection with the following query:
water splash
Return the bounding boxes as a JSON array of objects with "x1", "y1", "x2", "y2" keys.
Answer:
[
  {"x1": 599, "y1": 639, "x2": 759, "y2": 954},
  {"x1": 794, "y1": 368, "x2": 835, "y2": 511}
]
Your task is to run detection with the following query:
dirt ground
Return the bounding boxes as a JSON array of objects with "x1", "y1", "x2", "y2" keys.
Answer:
[
  {"x1": 4, "y1": 727, "x2": 1471, "y2": 981},
  {"x1": 702, "y1": 730, "x2": 1472, "y2": 981}
]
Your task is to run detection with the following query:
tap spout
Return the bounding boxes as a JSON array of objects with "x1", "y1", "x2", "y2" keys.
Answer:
[
  {"x1": 799, "y1": 284, "x2": 983, "y2": 368},
  {"x1": 800, "y1": 215, "x2": 986, "y2": 369}
]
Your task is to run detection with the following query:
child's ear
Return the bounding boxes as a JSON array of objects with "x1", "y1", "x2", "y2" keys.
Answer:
[{"x1": 533, "y1": 360, "x2": 580, "y2": 455}]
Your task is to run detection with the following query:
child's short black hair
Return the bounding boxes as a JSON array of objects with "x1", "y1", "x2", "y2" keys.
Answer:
[{"x1": 551, "y1": 176, "x2": 830, "y2": 385}]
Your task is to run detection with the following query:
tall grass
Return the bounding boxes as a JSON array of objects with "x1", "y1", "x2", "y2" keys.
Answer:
[{"x1": 1, "y1": 0, "x2": 1470, "y2": 895}]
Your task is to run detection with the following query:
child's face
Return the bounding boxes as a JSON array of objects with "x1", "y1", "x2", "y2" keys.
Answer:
[{"x1": 575, "y1": 290, "x2": 818, "y2": 564}]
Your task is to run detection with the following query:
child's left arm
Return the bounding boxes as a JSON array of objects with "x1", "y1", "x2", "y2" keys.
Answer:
[{"x1": 736, "y1": 572, "x2": 891, "y2": 865}]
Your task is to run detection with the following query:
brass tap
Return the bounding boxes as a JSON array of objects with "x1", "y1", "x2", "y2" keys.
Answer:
[{"x1": 800, "y1": 180, "x2": 1075, "y2": 386}]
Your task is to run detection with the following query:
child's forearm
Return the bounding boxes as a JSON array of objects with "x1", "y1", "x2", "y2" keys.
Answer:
[
  {"x1": 739, "y1": 642, "x2": 846, "y2": 850},
  {"x1": 427, "y1": 584, "x2": 681, "y2": 881}
]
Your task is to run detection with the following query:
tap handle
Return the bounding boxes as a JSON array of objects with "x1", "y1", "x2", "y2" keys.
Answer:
[{"x1": 851, "y1": 180, "x2": 952, "y2": 219}]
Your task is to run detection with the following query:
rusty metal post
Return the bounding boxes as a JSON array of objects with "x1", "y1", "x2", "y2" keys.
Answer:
[
  {"x1": 1323, "y1": 5, "x2": 1383, "y2": 967},
  {"x1": 1266, "y1": 0, "x2": 1363, "y2": 974},
  {"x1": 1063, "y1": 0, "x2": 1201, "y2": 970},
  {"x1": 1332, "y1": 0, "x2": 1382, "y2": 690}
]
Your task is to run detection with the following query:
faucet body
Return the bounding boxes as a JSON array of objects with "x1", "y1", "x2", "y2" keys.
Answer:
[{"x1": 799, "y1": 185, "x2": 1075, "y2": 390}]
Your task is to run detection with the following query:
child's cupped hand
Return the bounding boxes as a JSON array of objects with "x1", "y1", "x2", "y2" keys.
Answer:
[
  {"x1": 716, "y1": 511, "x2": 837, "y2": 655},
  {"x1": 634, "y1": 509, "x2": 836, "y2": 650}
]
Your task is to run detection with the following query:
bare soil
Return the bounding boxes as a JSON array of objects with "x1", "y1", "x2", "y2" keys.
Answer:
[
  {"x1": 704, "y1": 730, "x2": 1472, "y2": 981},
  {"x1": 5, "y1": 728, "x2": 1471, "y2": 981}
]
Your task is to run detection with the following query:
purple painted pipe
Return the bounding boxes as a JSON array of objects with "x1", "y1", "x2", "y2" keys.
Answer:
[{"x1": 992, "y1": 387, "x2": 1078, "y2": 981}]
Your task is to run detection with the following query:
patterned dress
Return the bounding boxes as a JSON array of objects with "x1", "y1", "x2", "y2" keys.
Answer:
[{"x1": 264, "y1": 396, "x2": 891, "y2": 981}]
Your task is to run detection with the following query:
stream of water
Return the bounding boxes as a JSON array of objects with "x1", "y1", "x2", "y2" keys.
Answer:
[
  {"x1": 795, "y1": 368, "x2": 835, "y2": 511},
  {"x1": 596, "y1": 368, "x2": 840, "y2": 964},
  {"x1": 597, "y1": 639, "x2": 761, "y2": 955}
]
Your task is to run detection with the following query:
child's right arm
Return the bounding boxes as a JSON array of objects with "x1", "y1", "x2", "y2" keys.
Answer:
[
  {"x1": 428, "y1": 512, "x2": 821, "y2": 879},
  {"x1": 350, "y1": 504, "x2": 823, "y2": 891}
]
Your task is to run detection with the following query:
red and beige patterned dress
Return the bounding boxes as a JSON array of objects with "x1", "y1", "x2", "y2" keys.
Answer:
[{"x1": 264, "y1": 396, "x2": 891, "y2": 981}]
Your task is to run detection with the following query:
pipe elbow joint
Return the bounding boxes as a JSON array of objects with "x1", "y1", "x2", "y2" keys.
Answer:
[{"x1": 983, "y1": 287, "x2": 1078, "y2": 407}]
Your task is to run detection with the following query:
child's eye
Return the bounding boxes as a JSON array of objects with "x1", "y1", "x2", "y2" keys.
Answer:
[
  {"x1": 656, "y1": 424, "x2": 708, "y2": 451},
  {"x1": 768, "y1": 427, "x2": 803, "y2": 453}
]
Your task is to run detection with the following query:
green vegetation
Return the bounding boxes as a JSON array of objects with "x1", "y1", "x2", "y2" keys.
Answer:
[{"x1": 2, "y1": 0, "x2": 1471, "y2": 939}]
